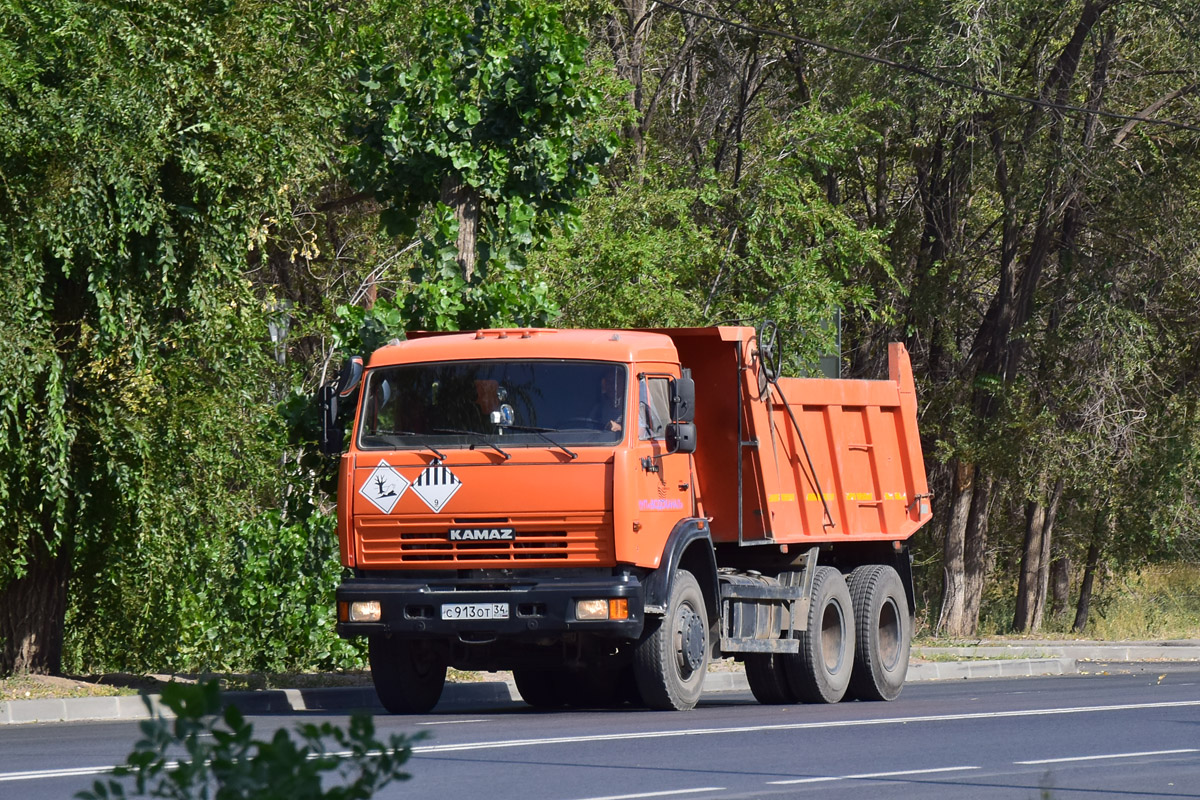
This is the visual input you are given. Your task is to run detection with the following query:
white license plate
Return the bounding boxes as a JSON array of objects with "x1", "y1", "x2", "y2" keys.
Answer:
[{"x1": 441, "y1": 602, "x2": 509, "y2": 621}]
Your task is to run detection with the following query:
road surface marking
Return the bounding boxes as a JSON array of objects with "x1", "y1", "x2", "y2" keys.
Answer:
[
  {"x1": 768, "y1": 766, "x2": 979, "y2": 785},
  {"x1": 0, "y1": 765, "x2": 117, "y2": 782},
  {"x1": 406, "y1": 699, "x2": 1200, "y2": 754},
  {"x1": 1016, "y1": 748, "x2": 1198, "y2": 765},
  {"x1": 417, "y1": 719, "x2": 489, "y2": 725},
  {"x1": 570, "y1": 789, "x2": 725, "y2": 800},
  {"x1": 8, "y1": 699, "x2": 1200, "y2": 784}
]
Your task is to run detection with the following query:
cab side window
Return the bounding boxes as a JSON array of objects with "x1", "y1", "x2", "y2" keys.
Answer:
[{"x1": 638, "y1": 377, "x2": 671, "y2": 441}]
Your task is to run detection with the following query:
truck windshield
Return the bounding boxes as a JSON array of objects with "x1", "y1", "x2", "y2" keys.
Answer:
[{"x1": 357, "y1": 360, "x2": 627, "y2": 451}]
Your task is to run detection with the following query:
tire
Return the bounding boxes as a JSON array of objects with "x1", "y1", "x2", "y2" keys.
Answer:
[
  {"x1": 617, "y1": 664, "x2": 646, "y2": 708},
  {"x1": 846, "y1": 564, "x2": 911, "y2": 701},
  {"x1": 784, "y1": 566, "x2": 855, "y2": 703},
  {"x1": 633, "y1": 569, "x2": 709, "y2": 710},
  {"x1": 368, "y1": 635, "x2": 447, "y2": 714},
  {"x1": 515, "y1": 666, "x2": 628, "y2": 709},
  {"x1": 745, "y1": 653, "x2": 798, "y2": 705},
  {"x1": 559, "y1": 666, "x2": 624, "y2": 708},
  {"x1": 513, "y1": 667, "x2": 566, "y2": 709}
]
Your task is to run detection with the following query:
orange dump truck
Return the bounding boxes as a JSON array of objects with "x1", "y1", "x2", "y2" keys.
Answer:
[{"x1": 321, "y1": 325, "x2": 932, "y2": 712}]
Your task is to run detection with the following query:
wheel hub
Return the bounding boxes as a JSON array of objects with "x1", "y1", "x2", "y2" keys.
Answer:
[{"x1": 679, "y1": 607, "x2": 706, "y2": 673}]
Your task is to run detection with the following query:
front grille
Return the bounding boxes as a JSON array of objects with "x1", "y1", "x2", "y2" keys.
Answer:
[{"x1": 355, "y1": 513, "x2": 614, "y2": 567}]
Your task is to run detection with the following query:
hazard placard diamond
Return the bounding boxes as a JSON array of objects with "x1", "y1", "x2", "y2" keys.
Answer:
[
  {"x1": 359, "y1": 460, "x2": 410, "y2": 514},
  {"x1": 412, "y1": 462, "x2": 462, "y2": 513}
]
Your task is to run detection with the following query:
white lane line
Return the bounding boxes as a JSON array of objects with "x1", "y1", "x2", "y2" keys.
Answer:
[
  {"x1": 768, "y1": 766, "x2": 979, "y2": 785},
  {"x1": 0, "y1": 765, "x2": 117, "y2": 783},
  {"x1": 417, "y1": 719, "x2": 489, "y2": 725},
  {"x1": 570, "y1": 788, "x2": 724, "y2": 800},
  {"x1": 7, "y1": 699, "x2": 1200, "y2": 784},
  {"x1": 1016, "y1": 748, "x2": 1199, "y2": 765},
  {"x1": 408, "y1": 699, "x2": 1200, "y2": 755}
]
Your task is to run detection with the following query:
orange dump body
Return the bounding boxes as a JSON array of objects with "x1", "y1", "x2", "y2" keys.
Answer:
[{"x1": 662, "y1": 327, "x2": 932, "y2": 545}]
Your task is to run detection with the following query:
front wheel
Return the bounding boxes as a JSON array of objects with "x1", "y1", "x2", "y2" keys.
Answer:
[
  {"x1": 514, "y1": 665, "x2": 628, "y2": 709},
  {"x1": 368, "y1": 635, "x2": 447, "y2": 714},
  {"x1": 558, "y1": 666, "x2": 625, "y2": 709},
  {"x1": 513, "y1": 667, "x2": 566, "y2": 709},
  {"x1": 633, "y1": 569, "x2": 709, "y2": 710}
]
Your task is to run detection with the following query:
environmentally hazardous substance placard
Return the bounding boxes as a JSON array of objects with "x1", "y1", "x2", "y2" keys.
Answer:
[
  {"x1": 412, "y1": 463, "x2": 462, "y2": 513},
  {"x1": 359, "y1": 460, "x2": 410, "y2": 514}
]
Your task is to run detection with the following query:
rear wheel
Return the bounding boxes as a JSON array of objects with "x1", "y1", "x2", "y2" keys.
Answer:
[
  {"x1": 846, "y1": 564, "x2": 910, "y2": 701},
  {"x1": 745, "y1": 653, "x2": 798, "y2": 704},
  {"x1": 784, "y1": 566, "x2": 854, "y2": 703},
  {"x1": 633, "y1": 570, "x2": 709, "y2": 710},
  {"x1": 368, "y1": 635, "x2": 447, "y2": 714}
]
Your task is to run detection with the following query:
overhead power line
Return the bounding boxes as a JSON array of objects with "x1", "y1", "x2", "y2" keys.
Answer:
[{"x1": 654, "y1": 0, "x2": 1200, "y2": 135}]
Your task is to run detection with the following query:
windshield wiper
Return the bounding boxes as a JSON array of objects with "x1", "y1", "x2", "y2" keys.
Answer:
[
  {"x1": 431, "y1": 428, "x2": 511, "y2": 460},
  {"x1": 503, "y1": 425, "x2": 578, "y2": 460},
  {"x1": 372, "y1": 430, "x2": 446, "y2": 460}
]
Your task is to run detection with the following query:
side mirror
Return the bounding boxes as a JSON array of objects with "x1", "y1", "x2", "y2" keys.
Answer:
[
  {"x1": 666, "y1": 422, "x2": 696, "y2": 454},
  {"x1": 336, "y1": 356, "x2": 364, "y2": 397},
  {"x1": 671, "y1": 370, "x2": 695, "y2": 423},
  {"x1": 318, "y1": 356, "x2": 363, "y2": 456},
  {"x1": 318, "y1": 384, "x2": 343, "y2": 455}
]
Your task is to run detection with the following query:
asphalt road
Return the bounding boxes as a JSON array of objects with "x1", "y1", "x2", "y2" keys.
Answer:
[{"x1": 3, "y1": 667, "x2": 1199, "y2": 800}]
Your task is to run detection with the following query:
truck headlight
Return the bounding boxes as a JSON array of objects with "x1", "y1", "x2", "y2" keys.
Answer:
[
  {"x1": 576, "y1": 598, "x2": 629, "y2": 620},
  {"x1": 349, "y1": 600, "x2": 382, "y2": 622}
]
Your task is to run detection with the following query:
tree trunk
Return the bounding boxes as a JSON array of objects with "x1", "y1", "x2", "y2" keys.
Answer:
[
  {"x1": 1014, "y1": 476, "x2": 1064, "y2": 631},
  {"x1": 0, "y1": 539, "x2": 71, "y2": 675},
  {"x1": 1013, "y1": 495, "x2": 1047, "y2": 632},
  {"x1": 604, "y1": 0, "x2": 651, "y2": 168},
  {"x1": 961, "y1": 469, "x2": 992, "y2": 633},
  {"x1": 440, "y1": 175, "x2": 479, "y2": 282},
  {"x1": 1074, "y1": 538, "x2": 1103, "y2": 633},
  {"x1": 1049, "y1": 556, "x2": 1071, "y2": 622},
  {"x1": 1030, "y1": 477, "x2": 1064, "y2": 630},
  {"x1": 938, "y1": 460, "x2": 974, "y2": 636}
]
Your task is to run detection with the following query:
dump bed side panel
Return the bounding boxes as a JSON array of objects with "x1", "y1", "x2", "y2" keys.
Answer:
[{"x1": 667, "y1": 328, "x2": 931, "y2": 545}]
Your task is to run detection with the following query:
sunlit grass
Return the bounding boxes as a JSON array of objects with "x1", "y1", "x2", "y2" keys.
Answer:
[
  {"x1": 918, "y1": 562, "x2": 1200, "y2": 643},
  {"x1": 1086, "y1": 564, "x2": 1200, "y2": 640}
]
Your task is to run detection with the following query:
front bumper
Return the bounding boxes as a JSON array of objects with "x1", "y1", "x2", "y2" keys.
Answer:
[{"x1": 336, "y1": 572, "x2": 646, "y2": 640}]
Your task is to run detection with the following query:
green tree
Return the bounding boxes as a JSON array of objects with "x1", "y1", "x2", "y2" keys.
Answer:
[
  {"x1": 584, "y1": 0, "x2": 1200, "y2": 634},
  {"x1": 0, "y1": 0, "x2": 352, "y2": 675},
  {"x1": 347, "y1": 0, "x2": 616, "y2": 330}
]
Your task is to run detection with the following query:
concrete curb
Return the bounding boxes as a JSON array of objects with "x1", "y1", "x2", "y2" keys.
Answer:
[
  {"x1": 906, "y1": 657, "x2": 1077, "y2": 681},
  {"x1": 4, "y1": 646, "x2": 1194, "y2": 725},
  {"x1": 914, "y1": 645, "x2": 1200, "y2": 661},
  {"x1": 0, "y1": 682, "x2": 522, "y2": 725}
]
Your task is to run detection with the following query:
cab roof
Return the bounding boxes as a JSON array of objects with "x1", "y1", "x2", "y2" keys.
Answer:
[{"x1": 365, "y1": 328, "x2": 681, "y2": 368}]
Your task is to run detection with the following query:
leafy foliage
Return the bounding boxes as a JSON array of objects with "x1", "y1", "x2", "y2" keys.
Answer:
[
  {"x1": 347, "y1": 0, "x2": 616, "y2": 330},
  {"x1": 77, "y1": 680, "x2": 418, "y2": 800},
  {"x1": 537, "y1": 101, "x2": 891, "y2": 372},
  {"x1": 0, "y1": 0, "x2": 359, "y2": 674},
  {"x1": 68, "y1": 509, "x2": 363, "y2": 674}
]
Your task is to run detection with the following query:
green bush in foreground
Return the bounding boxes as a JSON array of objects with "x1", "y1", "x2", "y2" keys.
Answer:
[{"x1": 78, "y1": 680, "x2": 420, "y2": 800}]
